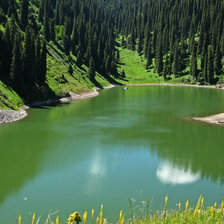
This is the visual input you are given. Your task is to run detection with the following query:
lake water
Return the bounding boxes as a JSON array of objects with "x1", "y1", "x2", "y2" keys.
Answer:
[{"x1": 0, "y1": 86, "x2": 224, "y2": 223}]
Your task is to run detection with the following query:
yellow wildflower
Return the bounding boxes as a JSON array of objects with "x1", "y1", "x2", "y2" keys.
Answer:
[
  {"x1": 83, "y1": 209, "x2": 88, "y2": 224},
  {"x1": 185, "y1": 199, "x2": 189, "y2": 215},
  {"x1": 32, "y1": 212, "x2": 35, "y2": 224},
  {"x1": 56, "y1": 214, "x2": 59, "y2": 224},
  {"x1": 18, "y1": 213, "x2": 21, "y2": 224}
]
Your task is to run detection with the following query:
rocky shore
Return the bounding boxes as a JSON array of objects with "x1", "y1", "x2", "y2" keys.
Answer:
[
  {"x1": 0, "y1": 109, "x2": 27, "y2": 125},
  {"x1": 0, "y1": 89, "x2": 100, "y2": 126},
  {"x1": 193, "y1": 113, "x2": 224, "y2": 125}
]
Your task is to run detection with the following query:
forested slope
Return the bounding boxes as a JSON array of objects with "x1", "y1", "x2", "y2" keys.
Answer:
[
  {"x1": 0, "y1": 0, "x2": 118, "y2": 109},
  {"x1": 109, "y1": 0, "x2": 224, "y2": 84},
  {"x1": 0, "y1": 0, "x2": 224, "y2": 109}
]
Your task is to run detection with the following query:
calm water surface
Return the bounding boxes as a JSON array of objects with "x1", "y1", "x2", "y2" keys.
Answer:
[{"x1": 0, "y1": 86, "x2": 224, "y2": 223}]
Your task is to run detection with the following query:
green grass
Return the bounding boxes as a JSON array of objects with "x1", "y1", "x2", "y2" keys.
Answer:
[
  {"x1": 46, "y1": 41, "x2": 111, "y2": 96},
  {"x1": 0, "y1": 81, "x2": 24, "y2": 110},
  {"x1": 17, "y1": 196, "x2": 224, "y2": 224},
  {"x1": 117, "y1": 47, "x2": 165, "y2": 84},
  {"x1": 0, "y1": 40, "x2": 112, "y2": 110},
  {"x1": 115, "y1": 37, "x2": 199, "y2": 86}
]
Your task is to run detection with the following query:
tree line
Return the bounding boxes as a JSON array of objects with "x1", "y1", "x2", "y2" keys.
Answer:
[
  {"x1": 0, "y1": 0, "x2": 224, "y2": 94},
  {"x1": 0, "y1": 0, "x2": 119, "y2": 96},
  {"x1": 109, "y1": 0, "x2": 224, "y2": 84}
]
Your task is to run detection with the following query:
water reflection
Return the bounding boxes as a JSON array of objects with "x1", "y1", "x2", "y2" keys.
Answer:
[
  {"x1": 0, "y1": 86, "x2": 224, "y2": 223},
  {"x1": 156, "y1": 161, "x2": 200, "y2": 185}
]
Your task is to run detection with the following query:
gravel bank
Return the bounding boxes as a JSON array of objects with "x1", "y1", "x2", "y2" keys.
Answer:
[
  {"x1": 0, "y1": 90, "x2": 99, "y2": 125},
  {"x1": 0, "y1": 109, "x2": 27, "y2": 125},
  {"x1": 193, "y1": 113, "x2": 224, "y2": 125}
]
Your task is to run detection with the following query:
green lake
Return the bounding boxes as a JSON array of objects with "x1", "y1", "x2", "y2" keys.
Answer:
[{"x1": 0, "y1": 86, "x2": 224, "y2": 223}]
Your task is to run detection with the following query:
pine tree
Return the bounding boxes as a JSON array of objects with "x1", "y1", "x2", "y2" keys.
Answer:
[
  {"x1": 49, "y1": 19, "x2": 55, "y2": 40},
  {"x1": 214, "y1": 43, "x2": 222, "y2": 77},
  {"x1": 76, "y1": 49, "x2": 84, "y2": 67},
  {"x1": 63, "y1": 35, "x2": 71, "y2": 55},
  {"x1": 88, "y1": 57, "x2": 95, "y2": 80},
  {"x1": 10, "y1": 34, "x2": 24, "y2": 92},
  {"x1": 155, "y1": 38, "x2": 163, "y2": 74},
  {"x1": 164, "y1": 55, "x2": 172, "y2": 80},
  {"x1": 203, "y1": 54, "x2": 208, "y2": 84},
  {"x1": 35, "y1": 35, "x2": 41, "y2": 84},
  {"x1": 43, "y1": 15, "x2": 50, "y2": 41},
  {"x1": 20, "y1": 0, "x2": 29, "y2": 28},
  {"x1": 207, "y1": 46, "x2": 214, "y2": 84},
  {"x1": 172, "y1": 43, "x2": 179, "y2": 77},
  {"x1": 68, "y1": 63, "x2": 73, "y2": 75},
  {"x1": 145, "y1": 43, "x2": 152, "y2": 69},
  {"x1": 23, "y1": 27, "x2": 32, "y2": 85},
  {"x1": 190, "y1": 44, "x2": 197, "y2": 78},
  {"x1": 40, "y1": 39, "x2": 47, "y2": 85}
]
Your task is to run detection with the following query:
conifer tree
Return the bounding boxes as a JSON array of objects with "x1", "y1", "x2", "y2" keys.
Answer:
[
  {"x1": 88, "y1": 57, "x2": 95, "y2": 80},
  {"x1": 10, "y1": 34, "x2": 24, "y2": 92},
  {"x1": 40, "y1": 39, "x2": 47, "y2": 85},
  {"x1": 190, "y1": 45, "x2": 197, "y2": 78},
  {"x1": 203, "y1": 54, "x2": 208, "y2": 83},
  {"x1": 23, "y1": 27, "x2": 32, "y2": 85},
  {"x1": 172, "y1": 43, "x2": 179, "y2": 77},
  {"x1": 76, "y1": 49, "x2": 84, "y2": 67},
  {"x1": 145, "y1": 43, "x2": 152, "y2": 69},
  {"x1": 155, "y1": 38, "x2": 163, "y2": 74},
  {"x1": 20, "y1": 0, "x2": 29, "y2": 28},
  {"x1": 43, "y1": 15, "x2": 50, "y2": 41},
  {"x1": 68, "y1": 63, "x2": 73, "y2": 75},
  {"x1": 35, "y1": 35, "x2": 41, "y2": 84},
  {"x1": 207, "y1": 46, "x2": 214, "y2": 84},
  {"x1": 214, "y1": 43, "x2": 222, "y2": 77}
]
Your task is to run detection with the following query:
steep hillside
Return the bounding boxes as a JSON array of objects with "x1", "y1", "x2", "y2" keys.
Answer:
[{"x1": 0, "y1": 0, "x2": 118, "y2": 109}]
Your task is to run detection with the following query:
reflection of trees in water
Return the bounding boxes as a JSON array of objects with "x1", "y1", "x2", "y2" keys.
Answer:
[
  {"x1": 1, "y1": 86, "x2": 224, "y2": 209},
  {"x1": 108, "y1": 109, "x2": 224, "y2": 185},
  {"x1": 0, "y1": 116, "x2": 56, "y2": 205}
]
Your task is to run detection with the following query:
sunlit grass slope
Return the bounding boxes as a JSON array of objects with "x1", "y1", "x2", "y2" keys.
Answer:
[
  {"x1": 46, "y1": 41, "x2": 110, "y2": 96},
  {"x1": 117, "y1": 47, "x2": 165, "y2": 84},
  {"x1": 0, "y1": 81, "x2": 24, "y2": 110}
]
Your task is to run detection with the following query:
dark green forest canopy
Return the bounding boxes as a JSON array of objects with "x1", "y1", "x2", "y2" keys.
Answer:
[{"x1": 0, "y1": 0, "x2": 224, "y2": 102}]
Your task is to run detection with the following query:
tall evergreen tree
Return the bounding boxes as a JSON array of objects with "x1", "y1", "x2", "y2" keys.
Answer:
[
  {"x1": 40, "y1": 39, "x2": 47, "y2": 84},
  {"x1": 214, "y1": 43, "x2": 222, "y2": 77},
  {"x1": 190, "y1": 44, "x2": 197, "y2": 78},
  {"x1": 35, "y1": 35, "x2": 41, "y2": 84},
  {"x1": 88, "y1": 57, "x2": 95, "y2": 80},
  {"x1": 10, "y1": 34, "x2": 24, "y2": 92},
  {"x1": 20, "y1": 0, "x2": 29, "y2": 28},
  {"x1": 207, "y1": 46, "x2": 214, "y2": 84},
  {"x1": 155, "y1": 38, "x2": 163, "y2": 74},
  {"x1": 172, "y1": 43, "x2": 179, "y2": 77}
]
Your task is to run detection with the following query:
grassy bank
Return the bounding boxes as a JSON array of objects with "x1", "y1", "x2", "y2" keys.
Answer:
[
  {"x1": 0, "y1": 81, "x2": 24, "y2": 110},
  {"x1": 17, "y1": 196, "x2": 224, "y2": 224}
]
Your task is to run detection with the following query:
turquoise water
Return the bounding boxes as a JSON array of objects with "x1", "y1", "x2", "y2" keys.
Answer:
[{"x1": 0, "y1": 86, "x2": 224, "y2": 223}]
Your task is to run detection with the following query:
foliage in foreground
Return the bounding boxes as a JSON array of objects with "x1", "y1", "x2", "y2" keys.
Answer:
[{"x1": 17, "y1": 196, "x2": 224, "y2": 224}]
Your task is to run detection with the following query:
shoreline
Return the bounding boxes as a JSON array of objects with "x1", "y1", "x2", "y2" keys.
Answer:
[
  {"x1": 0, "y1": 89, "x2": 100, "y2": 125},
  {"x1": 0, "y1": 84, "x2": 119, "y2": 126},
  {"x1": 126, "y1": 83, "x2": 224, "y2": 126},
  {"x1": 126, "y1": 83, "x2": 224, "y2": 89},
  {"x1": 1, "y1": 83, "x2": 224, "y2": 126},
  {"x1": 193, "y1": 113, "x2": 224, "y2": 125}
]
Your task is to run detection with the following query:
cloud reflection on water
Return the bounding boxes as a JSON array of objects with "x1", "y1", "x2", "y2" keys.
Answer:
[{"x1": 156, "y1": 161, "x2": 200, "y2": 185}]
